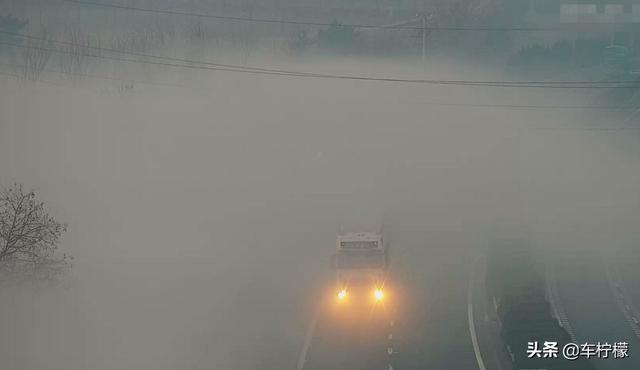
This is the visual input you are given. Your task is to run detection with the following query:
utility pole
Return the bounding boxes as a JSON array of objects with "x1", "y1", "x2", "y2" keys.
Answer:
[{"x1": 422, "y1": 13, "x2": 428, "y2": 62}]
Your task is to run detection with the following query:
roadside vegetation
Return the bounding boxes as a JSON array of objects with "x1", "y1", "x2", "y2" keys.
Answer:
[{"x1": 0, "y1": 183, "x2": 70, "y2": 282}]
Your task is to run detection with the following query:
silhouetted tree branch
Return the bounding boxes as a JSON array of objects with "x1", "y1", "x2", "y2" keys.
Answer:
[{"x1": 0, "y1": 183, "x2": 70, "y2": 280}]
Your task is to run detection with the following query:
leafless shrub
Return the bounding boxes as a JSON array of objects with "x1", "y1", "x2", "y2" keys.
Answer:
[
  {"x1": 105, "y1": 22, "x2": 176, "y2": 60},
  {"x1": 117, "y1": 82, "x2": 134, "y2": 94},
  {"x1": 288, "y1": 28, "x2": 313, "y2": 54},
  {"x1": 0, "y1": 183, "x2": 70, "y2": 282},
  {"x1": 59, "y1": 26, "x2": 96, "y2": 78},
  {"x1": 188, "y1": 19, "x2": 208, "y2": 43},
  {"x1": 20, "y1": 29, "x2": 52, "y2": 82},
  {"x1": 154, "y1": 19, "x2": 175, "y2": 45}
]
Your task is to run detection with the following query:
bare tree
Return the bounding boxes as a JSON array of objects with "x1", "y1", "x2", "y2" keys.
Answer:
[
  {"x1": 0, "y1": 184, "x2": 70, "y2": 280},
  {"x1": 59, "y1": 26, "x2": 95, "y2": 78},
  {"x1": 21, "y1": 30, "x2": 52, "y2": 82}
]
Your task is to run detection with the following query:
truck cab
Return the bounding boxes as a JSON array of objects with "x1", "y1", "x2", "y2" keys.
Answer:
[{"x1": 330, "y1": 231, "x2": 389, "y2": 307}]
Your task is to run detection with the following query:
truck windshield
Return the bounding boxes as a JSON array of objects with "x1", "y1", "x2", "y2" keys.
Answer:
[{"x1": 339, "y1": 241, "x2": 379, "y2": 249}]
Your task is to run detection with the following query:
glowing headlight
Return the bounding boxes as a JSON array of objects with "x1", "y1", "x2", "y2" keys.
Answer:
[
  {"x1": 337, "y1": 289, "x2": 348, "y2": 300},
  {"x1": 374, "y1": 289, "x2": 384, "y2": 301}
]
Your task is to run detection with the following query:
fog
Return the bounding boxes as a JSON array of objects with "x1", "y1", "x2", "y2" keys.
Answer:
[{"x1": 1, "y1": 37, "x2": 640, "y2": 370}]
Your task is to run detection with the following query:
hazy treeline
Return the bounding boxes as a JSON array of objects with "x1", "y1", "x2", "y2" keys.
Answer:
[{"x1": 1, "y1": 0, "x2": 539, "y2": 61}]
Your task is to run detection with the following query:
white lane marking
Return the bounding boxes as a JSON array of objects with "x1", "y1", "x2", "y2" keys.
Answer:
[
  {"x1": 296, "y1": 309, "x2": 319, "y2": 370},
  {"x1": 545, "y1": 260, "x2": 578, "y2": 342},
  {"x1": 603, "y1": 260, "x2": 640, "y2": 340},
  {"x1": 467, "y1": 256, "x2": 487, "y2": 370}
]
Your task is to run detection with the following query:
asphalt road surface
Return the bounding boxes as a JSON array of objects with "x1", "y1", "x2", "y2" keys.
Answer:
[
  {"x1": 300, "y1": 228, "x2": 482, "y2": 370},
  {"x1": 553, "y1": 251, "x2": 640, "y2": 370}
]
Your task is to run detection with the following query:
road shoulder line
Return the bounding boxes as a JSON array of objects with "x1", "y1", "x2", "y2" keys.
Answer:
[{"x1": 468, "y1": 256, "x2": 487, "y2": 370}]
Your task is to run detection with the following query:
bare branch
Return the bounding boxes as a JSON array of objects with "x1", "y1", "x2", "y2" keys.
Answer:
[{"x1": 0, "y1": 183, "x2": 70, "y2": 281}]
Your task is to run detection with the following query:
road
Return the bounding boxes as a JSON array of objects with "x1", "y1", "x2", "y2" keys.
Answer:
[
  {"x1": 469, "y1": 255, "x2": 515, "y2": 370},
  {"x1": 300, "y1": 245, "x2": 640, "y2": 370},
  {"x1": 299, "y1": 229, "x2": 483, "y2": 370},
  {"x1": 301, "y1": 306, "x2": 394, "y2": 370},
  {"x1": 552, "y1": 251, "x2": 640, "y2": 369},
  {"x1": 610, "y1": 246, "x2": 640, "y2": 340}
]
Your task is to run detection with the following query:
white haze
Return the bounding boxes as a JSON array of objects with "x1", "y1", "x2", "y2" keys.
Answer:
[{"x1": 1, "y1": 55, "x2": 640, "y2": 370}]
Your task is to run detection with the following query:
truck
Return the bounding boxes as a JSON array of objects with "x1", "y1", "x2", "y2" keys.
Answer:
[{"x1": 330, "y1": 230, "x2": 389, "y2": 307}]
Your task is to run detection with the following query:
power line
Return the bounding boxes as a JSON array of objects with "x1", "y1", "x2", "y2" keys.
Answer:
[
  {"x1": 0, "y1": 41, "x2": 321, "y2": 78},
  {"x1": 63, "y1": 0, "x2": 560, "y2": 32},
  {"x1": 0, "y1": 69, "x2": 71, "y2": 86},
  {"x1": 5, "y1": 67, "x2": 640, "y2": 130},
  {"x1": 0, "y1": 61, "x2": 196, "y2": 89},
  {"x1": 3, "y1": 39, "x2": 640, "y2": 88},
  {"x1": 4, "y1": 62, "x2": 640, "y2": 116},
  {"x1": 536, "y1": 126, "x2": 640, "y2": 130},
  {"x1": 6, "y1": 30, "x2": 640, "y2": 87},
  {"x1": 5, "y1": 61, "x2": 639, "y2": 109},
  {"x1": 416, "y1": 102, "x2": 640, "y2": 111},
  {"x1": 0, "y1": 30, "x2": 319, "y2": 76},
  {"x1": 3, "y1": 59, "x2": 639, "y2": 110}
]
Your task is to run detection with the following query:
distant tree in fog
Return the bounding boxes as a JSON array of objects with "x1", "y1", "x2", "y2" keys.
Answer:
[
  {"x1": 0, "y1": 14, "x2": 28, "y2": 54},
  {"x1": 0, "y1": 183, "x2": 70, "y2": 281},
  {"x1": 317, "y1": 21, "x2": 360, "y2": 52},
  {"x1": 21, "y1": 29, "x2": 53, "y2": 82},
  {"x1": 421, "y1": 0, "x2": 532, "y2": 50}
]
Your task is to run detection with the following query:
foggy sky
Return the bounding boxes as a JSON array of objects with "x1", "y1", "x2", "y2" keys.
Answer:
[{"x1": 2, "y1": 8, "x2": 640, "y2": 369}]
